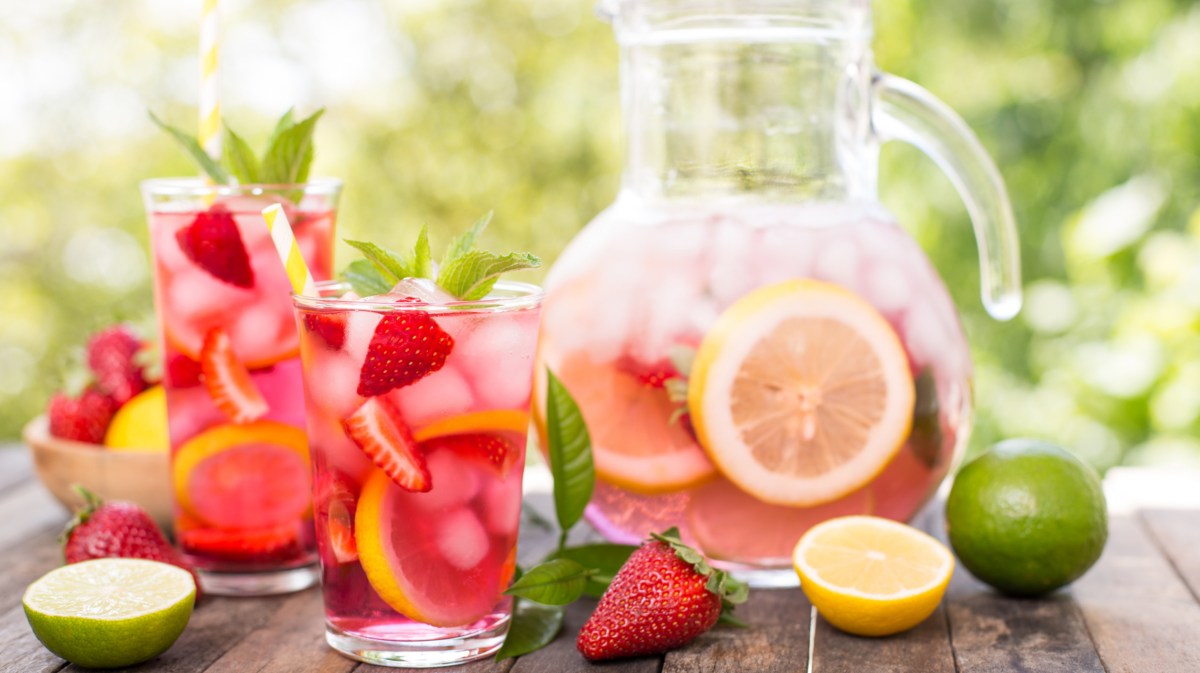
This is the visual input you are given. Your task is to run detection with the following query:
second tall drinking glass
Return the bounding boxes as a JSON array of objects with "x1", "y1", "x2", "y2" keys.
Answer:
[{"x1": 142, "y1": 178, "x2": 341, "y2": 596}]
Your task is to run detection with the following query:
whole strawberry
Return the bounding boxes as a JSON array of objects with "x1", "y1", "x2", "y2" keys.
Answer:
[
  {"x1": 47, "y1": 388, "x2": 118, "y2": 443},
  {"x1": 86, "y1": 325, "x2": 148, "y2": 405},
  {"x1": 62, "y1": 487, "x2": 202, "y2": 598},
  {"x1": 577, "y1": 528, "x2": 748, "y2": 661}
]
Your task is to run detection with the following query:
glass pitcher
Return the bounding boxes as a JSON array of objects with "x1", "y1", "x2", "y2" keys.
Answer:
[{"x1": 536, "y1": 0, "x2": 1021, "y2": 585}]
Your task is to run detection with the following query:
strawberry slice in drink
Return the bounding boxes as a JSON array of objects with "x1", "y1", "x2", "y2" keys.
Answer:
[
  {"x1": 304, "y1": 312, "x2": 348, "y2": 351},
  {"x1": 316, "y1": 471, "x2": 359, "y2": 564},
  {"x1": 421, "y1": 433, "x2": 521, "y2": 476},
  {"x1": 180, "y1": 524, "x2": 302, "y2": 564},
  {"x1": 175, "y1": 206, "x2": 255, "y2": 289},
  {"x1": 357, "y1": 300, "x2": 455, "y2": 397},
  {"x1": 200, "y1": 327, "x2": 268, "y2": 424},
  {"x1": 343, "y1": 397, "x2": 432, "y2": 492}
]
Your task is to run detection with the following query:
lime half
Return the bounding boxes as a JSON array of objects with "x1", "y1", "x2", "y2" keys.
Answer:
[{"x1": 23, "y1": 558, "x2": 196, "y2": 669}]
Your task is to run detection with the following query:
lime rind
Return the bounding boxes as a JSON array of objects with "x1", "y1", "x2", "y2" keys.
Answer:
[{"x1": 22, "y1": 559, "x2": 196, "y2": 669}]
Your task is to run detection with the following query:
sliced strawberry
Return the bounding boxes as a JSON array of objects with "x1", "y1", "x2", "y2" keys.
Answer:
[
  {"x1": 48, "y1": 388, "x2": 118, "y2": 444},
  {"x1": 422, "y1": 433, "x2": 519, "y2": 475},
  {"x1": 175, "y1": 206, "x2": 255, "y2": 289},
  {"x1": 357, "y1": 308, "x2": 454, "y2": 397},
  {"x1": 616, "y1": 355, "x2": 681, "y2": 389},
  {"x1": 199, "y1": 327, "x2": 268, "y2": 424},
  {"x1": 304, "y1": 312, "x2": 348, "y2": 350},
  {"x1": 316, "y1": 471, "x2": 358, "y2": 563},
  {"x1": 180, "y1": 524, "x2": 302, "y2": 563},
  {"x1": 343, "y1": 397, "x2": 431, "y2": 492},
  {"x1": 166, "y1": 352, "x2": 204, "y2": 388}
]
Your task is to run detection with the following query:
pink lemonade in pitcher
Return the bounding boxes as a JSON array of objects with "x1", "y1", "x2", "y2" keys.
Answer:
[
  {"x1": 294, "y1": 223, "x2": 542, "y2": 666},
  {"x1": 538, "y1": 202, "x2": 972, "y2": 569},
  {"x1": 143, "y1": 179, "x2": 340, "y2": 591},
  {"x1": 536, "y1": 0, "x2": 1021, "y2": 585}
]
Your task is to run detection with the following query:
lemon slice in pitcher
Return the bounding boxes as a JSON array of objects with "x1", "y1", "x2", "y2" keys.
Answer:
[{"x1": 688, "y1": 279, "x2": 914, "y2": 507}]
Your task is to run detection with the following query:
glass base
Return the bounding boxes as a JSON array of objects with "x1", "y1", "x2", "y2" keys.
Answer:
[
  {"x1": 198, "y1": 564, "x2": 320, "y2": 597},
  {"x1": 718, "y1": 562, "x2": 801, "y2": 589},
  {"x1": 325, "y1": 617, "x2": 510, "y2": 668}
]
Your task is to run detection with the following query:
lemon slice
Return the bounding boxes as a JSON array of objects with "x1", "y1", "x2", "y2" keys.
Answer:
[
  {"x1": 23, "y1": 558, "x2": 196, "y2": 668},
  {"x1": 104, "y1": 385, "x2": 169, "y2": 452},
  {"x1": 793, "y1": 515, "x2": 954, "y2": 636},
  {"x1": 413, "y1": 409, "x2": 531, "y2": 442},
  {"x1": 688, "y1": 279, "x2": 915, "y2": 507}
]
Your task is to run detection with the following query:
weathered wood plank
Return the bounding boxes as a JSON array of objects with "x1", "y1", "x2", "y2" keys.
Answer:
[
  {"x1": 0, "y1": 447, "x2": 34, "y2": 495},
  {"x1": 0, "y1": 481, "x2": 70, "y2": 551},
  {"x1": 1071, "y1": 515, "x2": 1200, "y2": 672},
  {"x1": 811, "y1": 606, "x2": 955, "y2": 673},
  {"x1": 0, "y1": 529, "x2": 72, "y2": 609},
  {"x1": 201, "y1": 591, "x2": 352, "y2": 673},
  {"x1": 509, "y1": 599, "x2": 659, "y2": 673},
  {"x1": 1140, "y1": 509, "x2": 1200, "y2": 602},
  {"x1": 929, "y1": 501, "x2": 1105, "y2": 673},
  {"x1": 0, "y1": 605, "x2": 67, "y2": 673},
  {"x1": 662, "y1": 587, "x2": 811, "y2": 673}
]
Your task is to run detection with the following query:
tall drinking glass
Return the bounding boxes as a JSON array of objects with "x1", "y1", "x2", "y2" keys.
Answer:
[
  {"x1": 142, "y1": 178, "x2": 340, "y2": 596},
  {"x1": 294, "y1": 280, "x2": 541, "y2": 667}
]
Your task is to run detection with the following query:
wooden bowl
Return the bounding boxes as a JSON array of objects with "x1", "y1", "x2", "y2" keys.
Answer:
[{"x1": 22, "y1": 415, "x2": 172, "y2": 529}]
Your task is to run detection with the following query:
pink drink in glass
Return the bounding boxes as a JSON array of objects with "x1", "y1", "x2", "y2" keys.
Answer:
[
  {"x1": 295, "y1": 280, "x2": 542, "y2": 667},
  {"x1": 142, "y1": 178, "x2": 340, "y2": 595}
]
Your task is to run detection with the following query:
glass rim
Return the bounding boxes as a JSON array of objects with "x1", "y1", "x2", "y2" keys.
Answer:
[
  {"x1": 598, "y1": 0, "x2": 871, "y2": 38},
  {"x1": 292, "y1": 279, "x2": 544, "y2": 314},
  {"x1": 140, "y1": 176, "x2": 343, "y2": 197}
]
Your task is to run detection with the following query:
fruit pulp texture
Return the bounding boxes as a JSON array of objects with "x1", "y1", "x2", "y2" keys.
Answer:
[
  {"x1": 299, "y1": 303, "x2": 538, "y2": 638},
  {"x1": 149, "y1": 199, "x2": 335, "y2": 572},
  {"x1": 537, "y1": 200, "x2": 972, "y2": 566}
]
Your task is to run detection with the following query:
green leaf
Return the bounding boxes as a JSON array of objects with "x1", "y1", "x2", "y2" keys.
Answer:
[
  {"x1": 344, "y1": 239, "x2": 410, "y2": 282},
  {"x1": 340, "y1": 259, "x2": 393, "y2": 296},
  {"x1": 650, "y1": 527, "x2": 749, "y2": 610},
  {"x1": 412, "y1": 225, "x2": 433, "y2": 279},
  {"x1": 504, "y1": 559, "x2": 593, "y2": 605},
  {"x1": 260, "y1": 108, "x2": 324, "y2": 184},
  {"x1": 545, "y1": 369, "x2": 594, "y2": 533},
  {"x1": 436, "y1": 250, "x2": 541, "y2": 301},
  {"x1": 442, "y1": 211, "x2": 493, "y2": 267},
  {"x1": 548, "y1": 543, "x2": 637, "y2": 598},
  {"x1": 718, "y1": 611, "x2": 750, "y2": 628},
  {"x1": 264, "y1": 107, "x2": 295, "y2": 155},
  {"x1": 148, "y1": 112, "x2": 230, "y2": 184},
  {"x1": 222, "y1": 124, "x2": 260, "y2": 184},
  {"x1": 494, "y1": 599, "x2": 563, "y2": 661}
]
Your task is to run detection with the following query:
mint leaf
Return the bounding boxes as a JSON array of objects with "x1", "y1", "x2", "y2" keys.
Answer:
[
  {"x1": 341, "y1": 259, "x2": 393, "y2": 296},
  {"x1": 504, "y1": 559, "x2": 593, "y2": 605},
  {"x1": 545, "y1": 369, "x2": 594, "y2": 535},
  {"x1": 149, "y1": 112, "x2": 230, "y2": 184},
  {"x1": 548, "y1": 543, "x2": 637, "y2": 598},
  {"x1": 344, "y1": 239, "x2": 409, "y2": 283},
  {"x1": 495, "y1": 600, "x2": 563, "y2": 661},
  {"x1": 437, "y1": 250, "x2": 541, "y2": 301},
  {"x1": 264, "y1": 108, "x2": 295, "y2": 155},
  {"x1": 260, "y1": 108, "x2": 324, "y2": 184},
  {"x1": 442, "y1": 211, "x2": 492, "y2": 267},
  {"x1": 412, "y1": 225, "x2": 433, "y2": 279},
  {"x1": 222, "y1": 125, "x2": 260, "y2": 184}
]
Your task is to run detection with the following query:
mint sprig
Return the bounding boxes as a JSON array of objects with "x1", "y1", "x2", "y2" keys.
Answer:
[
  {"x1": 149, "y1": 108, "x2": 324, "y2": 187},
  {"x1": 340, "y1": 214, "x2": 541, "y2": 299}
]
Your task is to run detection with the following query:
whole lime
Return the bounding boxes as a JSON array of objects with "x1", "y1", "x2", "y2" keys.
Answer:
[
  {"x1": 945, "y1": 439, "x2": 1107, "y2": 596},
  {"x1": 23, "y1": 558, "x2": 195, "y2": 668}
]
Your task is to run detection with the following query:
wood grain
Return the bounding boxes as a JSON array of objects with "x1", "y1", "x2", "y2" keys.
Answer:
[
  {"x1": 0, "y1": 605, "x2": 67, "y2": 673},
  {"x1": 1140, "y1": 509, "x2": 1200, "y2": 601},
  {"x1": 0, "y1": 448, "x2": 33, "y2": 495},
  {"x1": 811, "y1": 606, "x2": 955, "y2": 673},
  {"x1": 663, "y1": 588, "x2": 811, "y2": 673},
  {"x1": 203, "y1": 591, "x2": 352, "y2": 673},
  {"x1": 0, "y1": 482, "x2": 70, "y2": 551},
  {"x1": 928, "y1": 501, "x2": 1105, "y2": 673},
  {"x1": 1071, "y1": 515, "x2": 1200, "y2": 672}
]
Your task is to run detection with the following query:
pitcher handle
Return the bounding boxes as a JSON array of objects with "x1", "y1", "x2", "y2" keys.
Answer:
[{"x1": 870, "y1": 73, "x2": 1022, "y2": 321}]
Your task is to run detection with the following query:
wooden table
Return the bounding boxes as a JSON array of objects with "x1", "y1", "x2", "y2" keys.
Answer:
[{"x1": 2, "y1": 446, "x2": 1199, "y2": 673}]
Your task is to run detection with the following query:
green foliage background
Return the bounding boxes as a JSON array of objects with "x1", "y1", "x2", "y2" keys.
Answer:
[{"x1": 2, "y1": 0, "x2": 1199, "y2": 472}]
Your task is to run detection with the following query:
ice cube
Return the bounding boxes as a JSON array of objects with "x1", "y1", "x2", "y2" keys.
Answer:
[
  {"x1": 459, "y1": 312, "x2": 538, "y2": 411},
  {"x1": 342, "y1": 309, "x2": 383, "y2": 364},
  {"x1": 482, "y1": 476, "x2": 522, "y2": 535},
  {"x1": 413, "y1": 451, "x2": 481, "y2": 513},
  {"x1": 391, "y1": 366, "x2": 476, "y2": 426},
  {"x1": 387, "y1": 277, "x2": 457, "y2": 305},
  {"x1": 437, "y1": 508, "x2": 489, "y2": 570},
  {"x1": 813, "y1": 235, "x2": 861, "y2": 291},
  {"x1": 865, "y1": 264, "x2": 912, "y2": 313}
]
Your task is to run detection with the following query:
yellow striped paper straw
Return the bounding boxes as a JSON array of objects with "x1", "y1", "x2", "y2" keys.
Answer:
[
  {"x1": 262, "y1": 205, "x2": 316, "y2": 296},
  {"x1": 198, "y1": 0, "x2": 221, "y2": 161}
]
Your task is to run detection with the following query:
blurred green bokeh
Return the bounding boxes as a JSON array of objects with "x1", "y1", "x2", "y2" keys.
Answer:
[{"x1": 2, "y1": 0, "x2": 1198, "y2": 472}]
